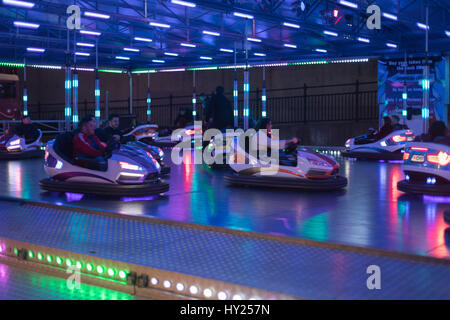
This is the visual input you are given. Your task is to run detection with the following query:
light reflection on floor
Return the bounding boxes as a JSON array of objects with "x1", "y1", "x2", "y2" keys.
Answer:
[{"x1": 0, "y1": 150, "x2": 449, "y2": 259}]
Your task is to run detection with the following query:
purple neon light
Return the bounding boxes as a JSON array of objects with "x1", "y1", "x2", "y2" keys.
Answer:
[
  {"x1": 14, "y1": 21, "x2": 39, "y2": 29},
  {"x1": 3, "y1": 0, "x2": 35, "y2": 8}
]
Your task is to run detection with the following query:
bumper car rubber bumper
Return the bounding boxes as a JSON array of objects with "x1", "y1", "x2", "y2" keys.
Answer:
[
  {"x1": 224, "y1": 173, "x2": 347, "y2": 191},
  {"x1": 160, "y1": 166, "x2": 171, "y2": 175},
  {"x1": 341, "y1": 151, "x2": 403, "y2": 161},
  {"x1": 0, "y1": 149, "x2": 43, "y2": 160},
  {"x1": 397, "y1": 180, "x2": 450, "y2": 196},
  {"x1": 39, "y1": 178, "x2": 169, "y2": 197}
]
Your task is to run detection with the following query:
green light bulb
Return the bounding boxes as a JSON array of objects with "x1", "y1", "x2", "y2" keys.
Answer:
[
  {"x1": 76, "y1": 261, "x2": 82, "y2": 269},
  {"x1": 97, "y1": 266, "x2": 104, "y2": 274},
  {"x1": 66, "y1": 259, "x2": 72, "y2": 267},
  {"x1": 56, "y1": 257, "x2": 63, "y2": 265},
  {"x1": 86, "y1": 264, "x2": 93, "y2": 271},
  {"x1": 107, "y1": 268, "x2": 115, "y2": 276},
  {"x1": 28, "y1": 251, "x2": 34, "y2": 259},
  {"x1": 14, "y1": 248, "x2": 18, "y2": 255},
  {"x1": 47, "y1": 255, "x2": 53, "y2": 263},
  {"x1": 37, "y1": 253, "x2": 43, "y2": 261},
  {"x1": 119, "y1": 271, "x2": 127, "y2": 279}
]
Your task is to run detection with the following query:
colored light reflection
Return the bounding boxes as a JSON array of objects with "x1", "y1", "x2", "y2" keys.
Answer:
[
  {"x1": 121, "y1": 196, "x2": 157, "y2": 202},
  {"x1": 65, "y1": 192, "x2": 84, "y2": 202}
]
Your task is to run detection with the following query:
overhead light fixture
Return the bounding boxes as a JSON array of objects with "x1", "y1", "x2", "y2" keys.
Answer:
[
  {"x1": 220, "y1": 48, "x2": 233, "y2": 53},
  {"x1": 338, "y1": 0, "x2": 358, "y2": 9},
  {"x1": 315, "y1": 48, "x2": 327, "y2": 53},
  {"x1": 180, "y1": 43, "x2": 196, "y2": 47},
  {"x1": 382, "y1": 12, "x2": 398, "y2": 21},
  {"x1": 284, "y1": 43, "x2": 297, "y2": 49},
  {"x1": 13, "y1": 21, "x2": 39, "y2": 29},
  {"x1": 80, "y1": 30, "x2": 101, "y2": 36},
  {"x1": 116, "y1": 56, "x2": 130, "y2": 60},
  {"x1": 357, "y1": 37, "x2": 370, "y2": 43},
  {"x1": 254, "y1": 53, "x2": 266, "y2": 56},
  {"x1": 124, "y1": 48, "x2": 140, "y2": 52},
  {"x1": 134, "y1": 37, "x2": 152, "y2": 42},
  {"x1": 75, "y1": 52, "x2": 90, "y2": 56},
  {"x1": 323, "y1": 30, "x2": 338, "y2": 37},
  {"x1": 164, "y1": 52, "x2": 179, "y2": 56},
  {"x1": 150, "y1": 22, "x2": 170, "y2": 28},
  {"x1": 445, "y1": 30, "x2": 450, "y2": 37},
  {"x1": 386, "y1": 42, "x2": 398, "y2": 48},
  {"x1": 282, "y1": 22, "x2": 300, "y2": 29},
  {"x1": 84, "y1": 12, "x2": 110, "y2": 19},
  {"x1": 27, "y1": 47, "x2": 45, "y2": 53},
  {"x1": 416, "y1": 22, "x2": 429, "y2": 30},
  {"x1": 3, "y1": 0, "x2": 35, "y2": 8},
  {"x1": 203, "y1": 30, "x2": 220, "y2": 36},
  {"x1": 171, "y1": 0, "x2": 196, "y2": 7},
  {"x1": 233, "y1": 12, "x2": 254, "y2": 19},
  {"x1": 152, "y1": 59, "x2": 165, "y2": 63},
  {"x1": 76, "y1": 42, "x2": 95, "y2": 47},
  {"x1": 200, "y1": 56, "x2": 212, "y2": 60},
  {"x1": 247, "y1": 37, "x2": 261, "y2": 43},
  {"x1": 159, "y1": 68, "x2": 186, "y2": 72},
  {"x1": 333, "y1": 9, "x2": 339, "y2": 18}
]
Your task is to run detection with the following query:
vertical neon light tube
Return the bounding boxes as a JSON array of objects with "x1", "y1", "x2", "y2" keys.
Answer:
[
  {"x1": 72, "y1": 71, "x2": 79, "y2": 127},
  {"x1": 422, "y1": 7, "x2": 430, "y2": 134},
  {"x1": 402, "y1": 53, "x2": 407, "y2": 120},
  {"x1": 261, "y1": 65, "x2": 266, "y2": 118},
  {"x1": 243, "y1": 70, "x2": 249, "y2": 130},
  {"x1": 192, "y1": 70, "x2": 197, "y2": 121},
  {"x1": 95, "y1": 73, "x2": 100, "y2": 120},
  {"x1": 23, "y1": 59, "x2": 28, "y2": 117},
  {"x1": 147, "y1": 72, "x2": 151, "y2": 122},
  {"x1": 65, "y1": 66, "x2": 72, "y2": 131}
]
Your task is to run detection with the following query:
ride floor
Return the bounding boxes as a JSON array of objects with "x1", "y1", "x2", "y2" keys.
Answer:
[{"x1": 1, "y1": 150, "x2": 449, "y2": 260}]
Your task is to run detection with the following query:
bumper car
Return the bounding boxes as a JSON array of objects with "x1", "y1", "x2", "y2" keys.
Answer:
[
  {"x1": 124, "y1": 124, "x2": 202, "y2": 148},
  {"x1": 224, "y1": 138, "x2": 347, "y2": 191},
  {"x1": 397, "y1": 142, "x2": 450, "y2": 195},
  {"x1": 0, "y1": 130, "x2": 43, "y2": 160},
  {"x1": 127, "y1": 140, "x2": 170, "y2": 175},
  {"x1": 341, "y1": 130, "x2": 415, "y2": 160},
  {"x1": 205, "y1": 131, "x2": 241, "y2": 170},
  {"x1": 39, "y1": 132, "x2": 169, "y2": 197}
]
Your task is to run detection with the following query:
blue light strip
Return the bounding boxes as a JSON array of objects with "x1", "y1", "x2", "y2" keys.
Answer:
[
  {"x1": 243, "y1": 70, "x2": 249, "y2": 130},
  {"x1": 65, "y1": 67, "x2": 72, "y2": 130},
  {"x1": 147, "y1": 91, "x2": 151, "y2": 122},
  {"x1": 95, "y1": 76, "x2": 100, "y2": 120},
  {"x1": 72, "y1": 72, "x2": 79, "y2": 127},
  {"x1": 23, "y1": 87, "x2": 28, "y2": 116}
]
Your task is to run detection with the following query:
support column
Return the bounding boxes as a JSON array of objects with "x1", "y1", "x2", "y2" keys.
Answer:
[
  {"x1": 147, "y1": 72, "x2": 151, "y2": 123},
  {"x1": 23, "y1": 58, "x2": 28, "y2": 117},
  {"x1": 129, "y1": 71, "x2": 133, "y2": 115},
  {"x1": 72, "y1": 71, "x2": 79, "y2": 127},
  {"x1": 261, "y1": 65, "x2": 267, "y2": 118},
  {"x1": 192, "y1": 70, "x2": 197, "y2": 121},
  {"x1": 233, "y1": 42, "x2": 238, "y2": 128}
]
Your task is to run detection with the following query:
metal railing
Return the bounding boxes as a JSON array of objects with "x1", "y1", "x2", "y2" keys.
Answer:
[
  {"x1": 0, "y1": 120, "x2": 65, "y2": 135},
  {"x1": 26, "y1": 80, "x2": 378, "y2": 127}
]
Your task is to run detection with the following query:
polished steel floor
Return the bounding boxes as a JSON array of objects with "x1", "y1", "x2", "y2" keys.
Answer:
[{"x1": 0, "y1": 150, "x2": 449, "y2": 260}]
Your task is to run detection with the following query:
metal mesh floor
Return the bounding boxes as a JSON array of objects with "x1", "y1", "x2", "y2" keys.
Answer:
[
  {"x1": 0, "y1": 200, "x2": 449, "y2": 299},
  {"x1": 0, "y1": 262, "x2": 134, "y2": 300}
]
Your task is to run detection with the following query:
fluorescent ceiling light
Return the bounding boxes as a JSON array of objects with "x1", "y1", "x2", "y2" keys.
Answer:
[
  {"x1": 357, "y1": 37, "x2": 370, "y2": 43},
  {"x1": 247, "y1": 37, "x2": 261, "y2": 43},
  {"x1": 315, "y1": 49, "x2": 327, "y2": 53},
  {"x1": 124, "y1": 48, "x2": 140, "y2": 52},
  {"x1": 159, "y1": 68, "x2": 186, "y2": 72},
  {"x1": 134, "y1": 37, "x2": 152, "y2": 42},
  {"x1": 164, "y1": 52, "x2": 179, "y2": 56},
  {"x1": 323, "y1": 30, "x2": 338, "y2": 37},
  {"x1": 203, "y1": 30, "x2": 220, "y2": 36},
  {"x1": 171, "y1": 0, "x2": 196, "y2": 7},
  {"x1": 220, "y1": 48, "x2": 233, "y2": 53},
  {"x1": 382, "y1": 12, "x2": 398, "y2": 21},
  {"x1": 80, "y1": 30, "x2": 101, "y2": 36},
  {"x1": 416, "y1": 22, "x2": 429, "y2": 30},
  {"x1": 152, "y1": 59, "x2": 165, "y2": 63},
  {"x1": 116, "y1": 56, "x2": 130, "y2": 60},
  {"x1": 76, "y1": 42, "x2": 94, "y2": 47},
  {"x1": 445, "y1": 30, "x2": 450, "y2": 37},
  {"x1": 75, "y1": 52, "x2": 90, "y2": 56},
  {"x1": 27, "y1": 47, "x2": 45, "y2": 53},
  {"x1": 386, "y1": 43, "x2": 398, "y2": 48},
  {"x1": 150, "y1": 22, "x2": 170, "y2": 28},
  {"x1": 254, "y1": 53, "x2": 266, "y2": 56},
  {"x1": 233, "y1": 12, "x2": 254, "y2": 19},
  {"x1": 180, "y1": 43, "x2": 196, "y2": 47},
  {"x1": 339, "y1": 0, "x2": 358, "y2": 9},
  {"x1": 84, "y1": 12, "x2": 110, "y2": 19},
  {"x1": 283, "y1": 22, "x2": 300, "y2": 29},
  {"x1": 284, "y1": 43, "x2": 297, "y2": 49},
  {"x1": 200, "y1": 56, "x2": 212, "y2": 60},
  {"x1": 14, "y1": 21, "x2": 39, "y2": 29},
  {"x1": 3, "y1": 0, "x2": 35, "y2": 8}
]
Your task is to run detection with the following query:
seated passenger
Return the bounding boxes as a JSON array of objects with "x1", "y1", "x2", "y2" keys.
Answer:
[
  {"x1": 373, "y1": 116, "x2": 394, "y2": 141},
  {"x1": 251, "y1": 118, "x2": 299, "y2": 158},
  {"x1": 418, "y1": 121, "x2": 450, "y2": 146},
  {"x1": 97, "y1": 114, "x2": 134, "y2": 144},
  {"x1": 14, "y1": 116, "x2": 39, "y2": 144},
  {"x1": 391, "y1": 115, "x2": 408, "y2": 130},
  {"x1": 73, "y1": 115, "x2": 106, "y2": 168}
]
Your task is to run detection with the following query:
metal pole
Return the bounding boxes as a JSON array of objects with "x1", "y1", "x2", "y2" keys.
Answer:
[
  {"x1": 422, "y1": 6, "x2": 430, "y2": 134},
  {"x1": 233, "y1": 42, "x2": 238, "y2": 128},
  {"x1": 402, "y1": 52, "x2": 408, "y2": 124},
  {"x1": 65, "y1": 29, "x2": 72, "y2": 131},
  {"x1": 23, "y1": 58, "x2": 28, "y2": 117},
  {"x1": 192, "y1": 70, "x2": 197, "y2": 121},
  {"x1": 105, "y1": 90, "x2": 109, "y2": 120},
  {"x1": 72, "y1": 27, "x2": 78, "y2": 128},
  {"x1": 261, "y1": 64, "x2": 266, "y2": 118},
  {"x1": 243, "y1": 24, "x2": 250, "y2": 130},
  {"x1": 147, "y1": 72, "x2": 151, "y2": 123},
  {"x1": 129, "y1": 72, "x2": 133, "y2": 115}
]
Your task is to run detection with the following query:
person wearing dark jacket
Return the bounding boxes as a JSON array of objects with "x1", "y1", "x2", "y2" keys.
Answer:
[
  {"x1": 14, "y1": 116, "x2": 39, "y2": 144},
  {"x1": 96, "y1": 114, "x2": 134, "y2": 144},
  {"x1": 209, "y1": 86, "x2": 234, "y2": 131},
  {"x1": 392, "y1": 115, "x2": 408, "y2": 130},
  {"x1": 373, "y1": 116, "x2": 394, "y2": 141}
]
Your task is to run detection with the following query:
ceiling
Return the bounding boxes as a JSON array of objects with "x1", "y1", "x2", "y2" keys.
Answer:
[{"x1": 0, "y1": 0, "x2": 449, "y2": 70}]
